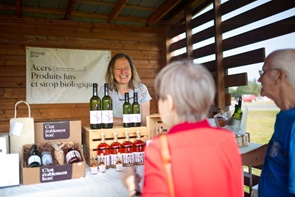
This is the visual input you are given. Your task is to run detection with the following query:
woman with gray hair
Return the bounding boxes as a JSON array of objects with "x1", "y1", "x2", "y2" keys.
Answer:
[{"x1": 121, "y1": 61, "x2": 243, "y2": 197}]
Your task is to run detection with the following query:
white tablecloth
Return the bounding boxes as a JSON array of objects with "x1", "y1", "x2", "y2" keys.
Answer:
[
  {"x1": 0, "y1": 143, "x2": 262, "y2": 197},
  {"x1": 239, "y1": 142, "x2": 263, "y2": 154},
  {"x1": 0, "y1": 165, "x2": 144, "y2": 197}
]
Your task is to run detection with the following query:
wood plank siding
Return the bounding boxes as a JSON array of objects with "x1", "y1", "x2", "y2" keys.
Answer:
[
  {"x1": 166, "y1": 0, "x2": 294, "y2": 116},
  {"x1": 0, "y1": 18, "x2": 165, "y2": 133}
]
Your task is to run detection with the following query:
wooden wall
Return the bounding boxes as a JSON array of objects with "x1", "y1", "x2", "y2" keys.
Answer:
[
  {"x1": 166, "y1": 0, "x2": 295, "y2": 114},
  {"x1": 0, "y1": 17, "x2": 165, "y2": 133}
]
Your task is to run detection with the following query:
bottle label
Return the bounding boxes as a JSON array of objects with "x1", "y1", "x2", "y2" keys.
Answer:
[
  {"x1": 123, "y1": 114, "x2": 132, "y2": 123},
  {"x1": 116, "y1": 163, "x2": 123, "y2": 172},
  {"x1": 133, "y1": 152, "x2": 144, "y2": 164},
  {"x1": 102, "y1": 110, "x2": 113, "y2": 123},
  {"x1": 98, "y1": 154, "x2": 110, "y2": 167},
  {"x1": 28, "y1": 155, "x2": 41, "y2": 166},
  {"x1": 132, "y1": 114, "x2": 141, "y2": 123},
  {"x1": 65, "y1": 150, "x2": 82, "y2": 164},
  {"x1": 110, "y1": 154, "x2": 122, "y2": 166},
  {"x1": 99, "y1": 165, "x2": 106, "y2": 173},
  {"x1": 90, "y1": 111, "x2": 102, "y2": 124},
  {"x1": 90, "y1": 166, "x2": 98, "y2": 175},
  {"x1": 122, "y1": 153, "x2": 134, "y2": 165}
]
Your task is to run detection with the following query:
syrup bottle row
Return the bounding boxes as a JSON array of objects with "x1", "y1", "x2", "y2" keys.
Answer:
[
  {"x1": 90, "y1": 152, "x2": 123, "y2": 175},
  {"x1": 90, "y1": 83, "x2": 141, "y2": 129},
  {"x1": 90, "y1": 131, "x2": 145, "y2": 173},
  {"x1": 122, "y1": 92, "x2": 141, "y2": 127},
  {"x1": 90, "y1": 83, "x2": 113, "y2": 129}
]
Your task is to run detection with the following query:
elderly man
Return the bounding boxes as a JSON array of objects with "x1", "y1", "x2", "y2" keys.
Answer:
[{"x1": 258, "y1": 49, "x2": 295, "y2": 196}]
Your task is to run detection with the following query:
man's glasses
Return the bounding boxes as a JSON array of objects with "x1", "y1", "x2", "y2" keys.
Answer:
[{"x1": 258, "y1": 69, "x2": 279, "y2": 77}]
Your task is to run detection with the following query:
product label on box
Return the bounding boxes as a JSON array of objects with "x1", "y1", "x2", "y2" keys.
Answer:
[
  {"x1": 43, "y1": 121, "x2": 70, "y2": 140},
  {"x1": 40, "y1": 164, "x2": 72, "y2": 183}
]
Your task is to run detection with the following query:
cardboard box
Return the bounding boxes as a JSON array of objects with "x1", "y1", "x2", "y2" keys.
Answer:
[
  {"x1": 82, "y1": 126, "x2": 148, "y2": 166},
  {"x1": 22, "y1": 120, "x2": 85, "y2": 185},
  {"x1": 34, "y1": 120, "x2": 82, "y2": 143}
]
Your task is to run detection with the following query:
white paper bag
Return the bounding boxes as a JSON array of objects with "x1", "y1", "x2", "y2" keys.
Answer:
[{"x1": 9, "y1": 101, "x2": 35, "y2": 160}]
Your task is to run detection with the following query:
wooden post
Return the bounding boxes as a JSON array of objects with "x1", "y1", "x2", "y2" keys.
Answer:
[
  {"x1": 185, "y1": 6, "x2": 193, "y2": 61},
  {"x1": 213, "y1": 0, "x2": 225, "y2": 111},
  {"x1": 164, "y1": 25, "x2": 172, "y2": 66}
]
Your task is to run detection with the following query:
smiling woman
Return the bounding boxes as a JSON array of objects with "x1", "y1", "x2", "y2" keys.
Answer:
[{"x1": 98, "y1": 53, "x2": 152, "y2": 126}]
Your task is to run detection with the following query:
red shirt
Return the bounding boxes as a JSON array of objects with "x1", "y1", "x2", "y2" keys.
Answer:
[{"x1": 142, "y1": 120, "x2": 243, "y2": 197}]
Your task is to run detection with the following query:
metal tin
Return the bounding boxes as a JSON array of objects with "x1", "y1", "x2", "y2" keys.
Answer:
[
  {"x1": 41, "y1": 151, "x2": 53, "y2": 165},
  {"x1": 242, "y1": 133, "x2": 249, "y2": 146},
  {"x1": 236, "y1": 134, "x2": 243, "y2": 147}
]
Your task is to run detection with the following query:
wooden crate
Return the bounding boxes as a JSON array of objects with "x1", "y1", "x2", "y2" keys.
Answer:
[
  {"x1": 146, "y1": 114, "x2": 169, "y2": 139},
  {"x1": 82, "y1": 126, "x2": 148, "y2": 166}
]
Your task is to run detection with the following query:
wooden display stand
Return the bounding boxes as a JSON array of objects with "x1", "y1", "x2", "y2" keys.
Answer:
[
  {"x1": 82, "y1": 114, "x2": 169, "y2": 166},
  {"x1": 146, "y1": 114, "x2": 169, "y2": 139},
  {"x1": 82, "y1": 126, "x2": 147, "y2": 166}
]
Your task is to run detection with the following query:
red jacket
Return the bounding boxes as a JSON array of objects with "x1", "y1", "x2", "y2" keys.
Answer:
[{"x1": 142, "y1": 120, "x2": 243, "y2": 197}]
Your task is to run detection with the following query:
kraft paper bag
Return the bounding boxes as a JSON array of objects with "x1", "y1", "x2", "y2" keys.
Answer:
[{"x1": 9, "y1": 101, "x2": 35, "y2": 160}]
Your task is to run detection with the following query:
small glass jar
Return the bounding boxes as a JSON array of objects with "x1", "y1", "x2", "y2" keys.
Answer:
[
  {"x1": 90, "y1": 155, "x2": 98, "y2": 175},
  {"x1": 41, "y1": 151, "x2": 53, "y2": 166},
  {"x1": 242, "y1": 133, "x2": 249, "y2": 146},
  {"x1": 98, "y1": 153, "x2": 106, "y2": 173},
  {"x1": 214, "y1": 109, "x2": 228, "y2": 127},
  {"x1": 65, "y1": 145, "x2": 82, "y2": 164},
  {"x1": 115, "y1": 153, "x2": 123, "y2": 172},
  {"x1": 236, "y1": 134, "x2": 243, "y2": 147}
]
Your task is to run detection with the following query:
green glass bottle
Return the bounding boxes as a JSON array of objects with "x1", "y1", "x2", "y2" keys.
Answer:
[
  {"x1": 101, "y1": 83, "x2": 113, "y2": 128},
  {"x1": 123, "y1": 92, "x2": 132, "y2": 127},
  {"x1": 90, "y1": 83, "x2": 101, "y2": 129},
  {"x1": 28, "y1": 144, "x2": 41, "y2": 167},
  {"x1": 232, "y1": 96, "x2": 243, "y2": 126},
  {"x1": 132, "y1": 92, "x2": 141, "y2": 127}
]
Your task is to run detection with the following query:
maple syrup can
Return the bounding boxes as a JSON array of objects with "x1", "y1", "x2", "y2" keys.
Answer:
[
  {"x1": 242, "y1": 133, "x2": 249, "y2": 146},
  {"x1": 236, "y1": 134, "x2": 243, "y2": 147}
]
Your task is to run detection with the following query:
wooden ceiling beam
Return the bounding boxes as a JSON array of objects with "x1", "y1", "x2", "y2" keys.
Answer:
[
  {"x1": 76, "y1": 0, "x2": 155, "y2": 11},
  {"x1": 108, "y1": 0, "x2": 128, "y2": 23},
  {"x1": 0, "y1": 4, "x2": 64, "y2": 15},
  {"x1": 0, "y1": 3, "x2": 146, "y2": 25},
  {"x1": 146, "y1": 0, "x2": 181, "y2": 27},
  {"x1": 65, "y1": 0, "x2": 76, "y2": 20},
  {"x1": 164, "y1": 0, "x2": 207, "y2": 25},
  {"x1": 73, "y1": 11, "x2": 146, "y2": 23}
]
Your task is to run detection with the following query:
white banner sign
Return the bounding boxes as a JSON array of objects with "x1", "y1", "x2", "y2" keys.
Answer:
[{"x1": 26, "y1": 47, "x2": 111, "y2": 104}]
